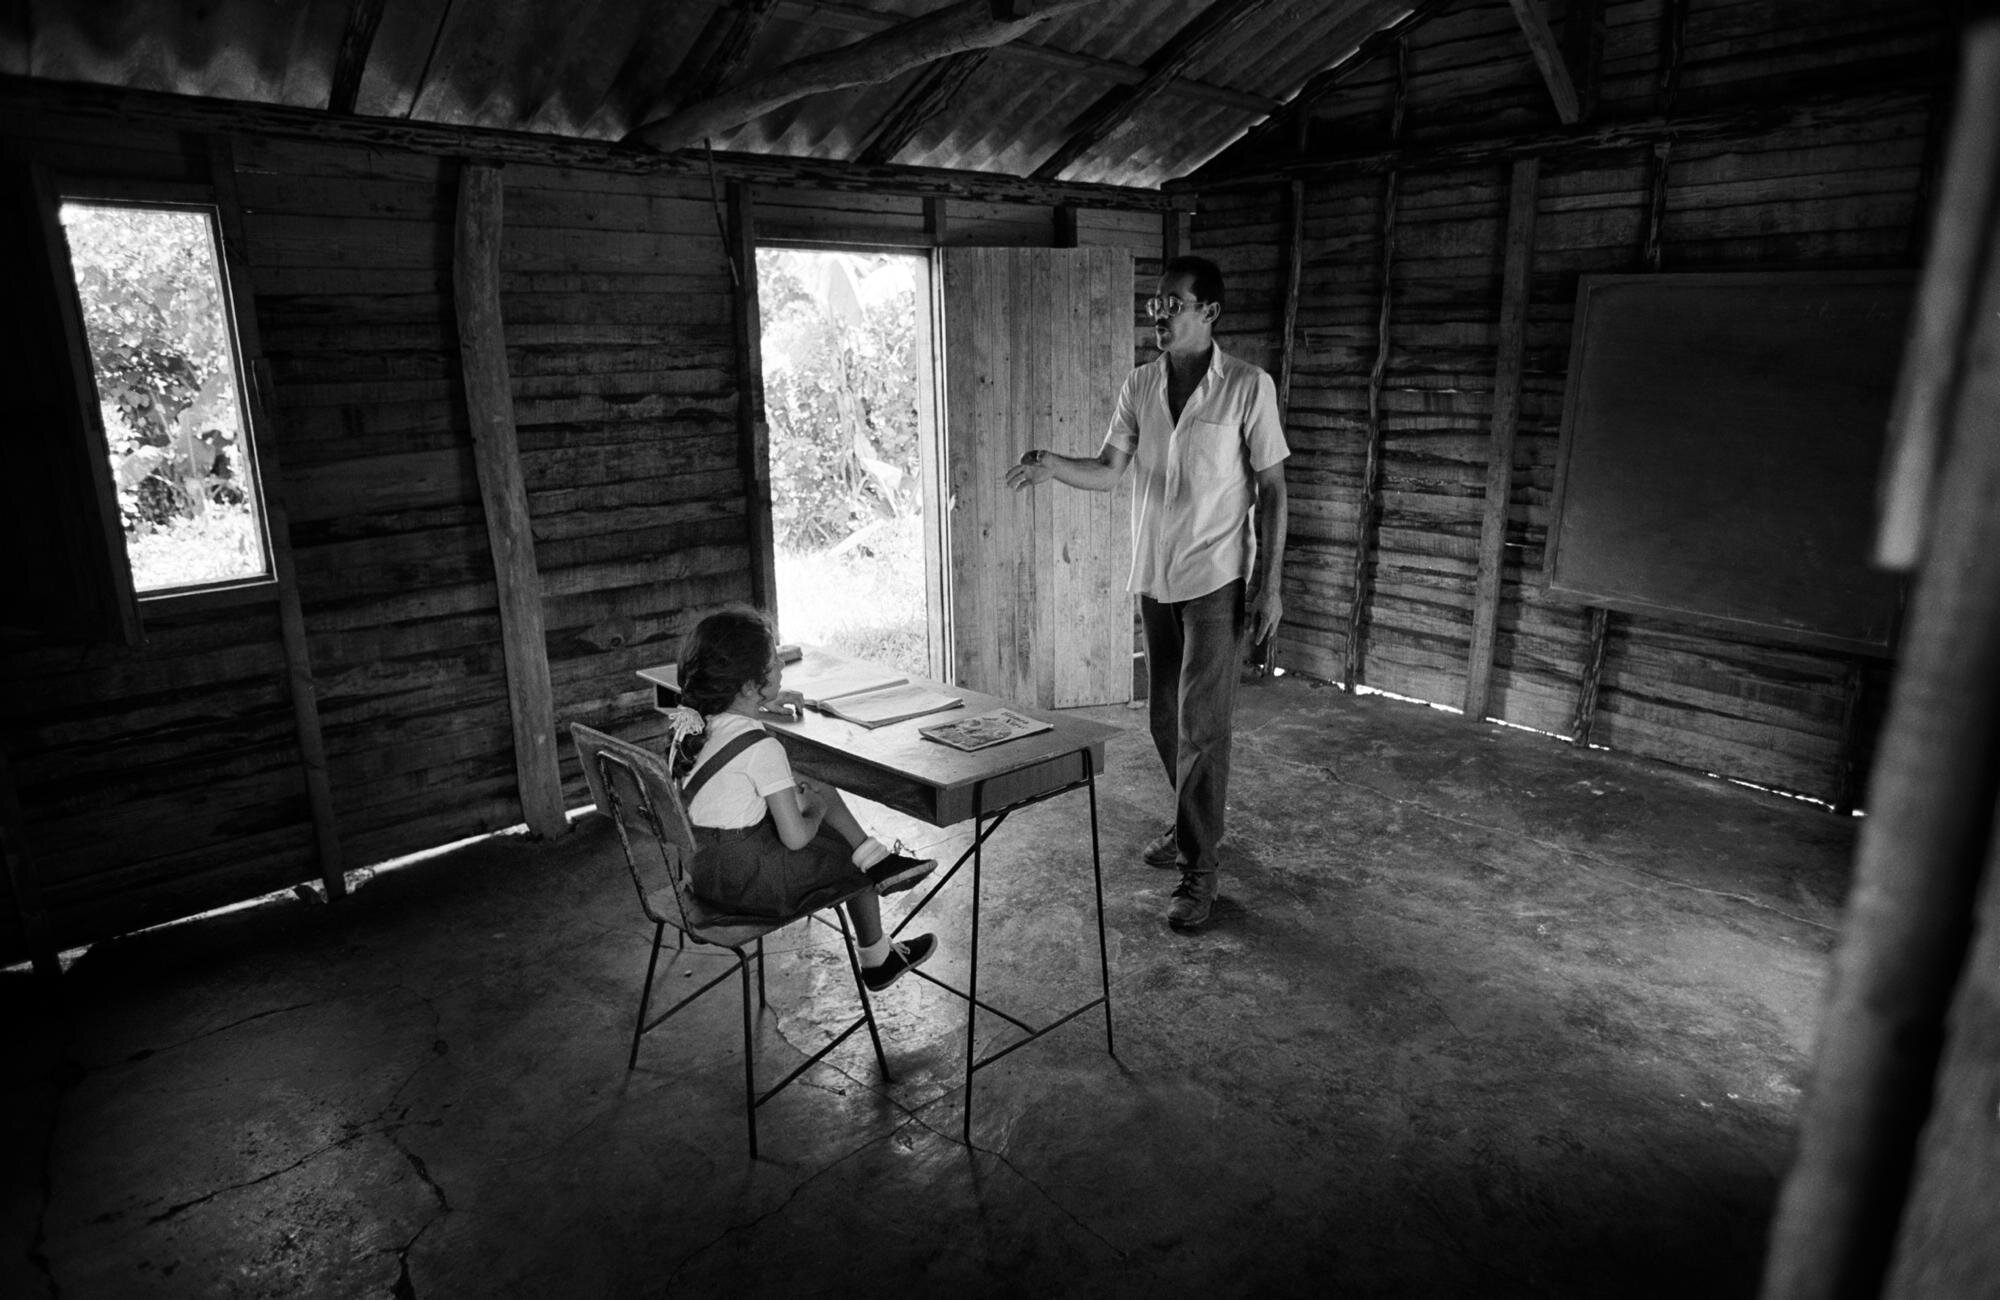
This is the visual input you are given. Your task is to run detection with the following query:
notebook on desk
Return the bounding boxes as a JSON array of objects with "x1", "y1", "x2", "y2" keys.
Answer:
[{"x1": 817, "y1": 681, "x2": 963, "y2": 729}]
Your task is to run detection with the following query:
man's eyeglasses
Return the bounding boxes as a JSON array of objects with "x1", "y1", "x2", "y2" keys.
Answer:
[{"x1": 1146, "y1": 295, "x2": 1207, "y2": 320}]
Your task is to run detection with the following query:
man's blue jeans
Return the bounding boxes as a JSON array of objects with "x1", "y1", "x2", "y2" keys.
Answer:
[{"x1": 1139, "y1": 579, "x2": 1249, "y2": 881}]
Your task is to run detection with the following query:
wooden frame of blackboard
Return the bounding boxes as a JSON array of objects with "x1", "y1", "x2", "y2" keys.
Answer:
[{"x1": 1543, "y1": 269, "x2": 1912, "y2": 657}]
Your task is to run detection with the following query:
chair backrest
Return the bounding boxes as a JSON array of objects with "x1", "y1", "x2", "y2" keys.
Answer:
[{"x1": 568, "y1": 722, "x2": 698, "y2": 929}]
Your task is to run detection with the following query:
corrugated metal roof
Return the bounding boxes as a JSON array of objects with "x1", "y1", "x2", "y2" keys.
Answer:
[{"x1": 5, "y1": 0, "x2": 1417, "y2": 189}]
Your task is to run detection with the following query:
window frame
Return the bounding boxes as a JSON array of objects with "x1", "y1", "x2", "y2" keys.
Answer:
[{"x1": 53, "y1": 177, "x2": 280, "y2": 616}]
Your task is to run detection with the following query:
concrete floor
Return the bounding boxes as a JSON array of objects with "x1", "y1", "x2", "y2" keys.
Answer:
[{"x1": 3, "y1": 675, "x2": 1856, "y2": 1298}]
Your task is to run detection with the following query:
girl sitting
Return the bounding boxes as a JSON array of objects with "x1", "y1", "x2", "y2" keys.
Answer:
[{"x1": 669, "y1": 607, "x2": 938, "y2": 991}]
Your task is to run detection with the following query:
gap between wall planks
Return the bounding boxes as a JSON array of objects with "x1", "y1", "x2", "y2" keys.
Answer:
[
  {"x1": 452, "y1": 161, "x2": 566, "y2": 840},
  {"x1": 728, "y1": 181, "x2": 777, "y2": 612},
  {"x1": 208, "y1": 133, "x2": 346, "y2": 900},
  {"x1": 1462, "y1": 155, "x2": 1540, "y2": 722}
]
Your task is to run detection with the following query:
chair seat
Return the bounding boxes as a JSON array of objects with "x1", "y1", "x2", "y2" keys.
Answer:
[
  {"x1": 650, "y1": 876, "x2": 876, "y2": 949},
  {"x1": 648, "y1": 885, "x2": 782, "y2": 949}
]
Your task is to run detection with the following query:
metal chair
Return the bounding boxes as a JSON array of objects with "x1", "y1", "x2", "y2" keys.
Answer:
[{"x1": 568, "y1": 722, "x2": 891, "y2": 1158}]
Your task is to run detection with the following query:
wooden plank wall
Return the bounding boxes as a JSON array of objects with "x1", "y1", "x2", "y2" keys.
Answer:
[
  {"x1": 0, "y1": 99, "x2": 1173, "y2": 963},
  {"x1": 1198, "y1": 0, "x2": 1941, "y2": 803}
]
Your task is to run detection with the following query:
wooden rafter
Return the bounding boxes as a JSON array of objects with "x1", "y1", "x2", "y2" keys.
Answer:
[
  {"x1": 778, "y1": 0, "x2": 1276, "y2": 113},
  {"x1": 1505, "y1": 0, "x2": 1580, "y2": 124},
  {"x1": 854, "y1": 49, "x2": 989, "y2": 166},
  {"x1": 669, "y1": 0, "x2": 784, "y2": 108},
  {"x1": 1031, "y1": 0, "x2": 1268, "y2": 181},
  {"x1": 1561, "y1": 0, "x2": 1605, "y2": 122},
  {"x1": 626, "y1": 0, "x2": 1101, "y2": 153},
  {"x1": 326, "y1": 0, "x2": 386, "y2": 114},
  {"x1": 1196, "y1": 0, "x2": 1460, "y2": 178}
]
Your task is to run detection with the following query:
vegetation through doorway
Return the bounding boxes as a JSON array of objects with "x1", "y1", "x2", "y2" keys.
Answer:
[{"x1": 757, "y1": 247, "x2": 934, "y2": 679}]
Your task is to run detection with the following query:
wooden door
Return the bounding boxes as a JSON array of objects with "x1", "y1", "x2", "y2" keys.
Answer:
[{"x1": 943, "y1": 247, "x2": 1133, "y2": 707}]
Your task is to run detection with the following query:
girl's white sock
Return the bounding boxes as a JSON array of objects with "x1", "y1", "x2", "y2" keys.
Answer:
[
  {"x1": 851, "y1": 837, "x2": 888, "y2": 869},
  {"x1": 859, "y1": 935, "x2": 892, "y2": 966}
]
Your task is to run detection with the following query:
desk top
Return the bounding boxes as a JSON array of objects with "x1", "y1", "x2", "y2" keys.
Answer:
[{"x1": 638, "y1": 649, "x2": 1116, "y2": 827}]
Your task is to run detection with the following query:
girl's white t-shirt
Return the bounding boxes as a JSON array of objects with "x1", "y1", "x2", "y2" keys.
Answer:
[{"x1": 681, "y1": 713, "x2": 796, "y2": 829}]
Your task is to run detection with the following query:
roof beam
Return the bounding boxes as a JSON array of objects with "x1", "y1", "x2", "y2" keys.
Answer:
[
  {"x1": 1032, "y1": 0, "x2": 1268, "y2": 181},
  {"x1": 626, "y1": 0, "x2": 1102, "y2": 153},
  {"x1": 326, "y1": 0, "x2": 386, "y2": 114},
  {"x1": 1505, "y1": 0, "x2": 1580, "y2": 124},
  {"x1": 776, "y1": 0, "x2": 1277, "y2": 113},
  {"x1": 1200, "y1": 0, "x2": 1460, "y2": 177},
  {"x1": 669, "y1": 0, "x2": 783, "y2": 107},
  {"x1": 853, "y1": 49, "x2": 990, "y2": 167}
]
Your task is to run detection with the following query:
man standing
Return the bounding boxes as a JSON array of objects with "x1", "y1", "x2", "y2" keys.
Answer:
[{"x1": 1004, "y1": 255, "x2": 1289, "y2": 929}]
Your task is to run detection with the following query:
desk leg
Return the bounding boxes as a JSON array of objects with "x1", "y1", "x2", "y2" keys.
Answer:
[
  {"x1": 1089, "y1": 767, "x2": 1114, "y2": 1058},
  {"x1": 962, "y1": 792, "x2": 985, "y2": 1146}
]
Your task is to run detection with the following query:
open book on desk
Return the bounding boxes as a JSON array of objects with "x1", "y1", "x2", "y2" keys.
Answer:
[{"x1": 815, "y1": 680, "x2": 964, "y2": 729}]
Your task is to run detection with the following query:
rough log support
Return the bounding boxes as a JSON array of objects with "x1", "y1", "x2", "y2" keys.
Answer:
[
  {"x1": 1878, "y1": 18, "x2": 2000, "y2": 569},
  {"x1": 1570, "y1": 606, "x2": 1611, "y2": 743},
  {"x1": 1464, "y1": 156, "x2": 1540, "y2": 721},
  {"x1": 1275, "y1": 179, "x2": 1305, "y2": 420},
  {"x1": 210, "y1": 135, "x2": 346, "y2": 898},
  {"x1": 1344, "y1": 42, "x2": 1406, "y2": 691},
  {"x1": 453, "y1": 161, "x2": 567, "y2": 839},
  {"x1": 1761, "y1": 18, "x2": 2000, "y2": 1281},
  {"x1": 729, "y1": 180, "x2": 777, "y2": 612}
]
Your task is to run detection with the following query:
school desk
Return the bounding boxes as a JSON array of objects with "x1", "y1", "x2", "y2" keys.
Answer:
[{"x1": 637, "y1": 649, "x2": 1118, "y2": 1144}]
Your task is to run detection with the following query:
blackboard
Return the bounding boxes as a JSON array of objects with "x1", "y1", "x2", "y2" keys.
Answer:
[{"x1": 1545, "y1": 270, "x2": 1913, "y2": 655}]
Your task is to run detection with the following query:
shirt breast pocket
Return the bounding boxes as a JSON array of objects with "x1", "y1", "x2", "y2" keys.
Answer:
[{"x1": 1184, "y1": 419, "x2": 1243, "y2": 480}]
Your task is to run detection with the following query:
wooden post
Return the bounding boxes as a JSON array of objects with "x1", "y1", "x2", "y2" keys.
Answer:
[
  {"x1": 1053, "y1": 203, "x2": 1078, "y2": 248},
  {"x1": 1276, "y1": 180, "x2": 1305, "y2": 420},
  {"x1": 1879, "y1": 21, "x2": 2000, "y2": 569},
  {"x1": 209, "y1": 135, "x2": 346, "y2": 898},
  {"x1": 452, "y1": 161, "x2": 566, "y2": 840},
  {"x1": 1642, "y1": 140, "x2": 1672, "y2": 271},
  {"x1": 727, "y1": 180, "x2": 777, "y2": 614},
  {"x1": 1570, "y1": 606, "x2": 1610, "y2": 743},
  {"x1": 1345, "y1": 42, "x2": 1406, "y2": 691},
  {"x1": 1831, "y1": 658, "x2": 1869, "y2": 816},
  {"x1": 0, "y1": 744, "x2": 60, "y2": 981},
  {"x1": 1464, "y1": 157, "x2": 1540, "y2": 721},
  {"x1": 924, "y1": 195, "x2": 948, "y2": 245},
  {"x1": 1761, "y1": 106, "x2": 2000, "y2": 1294}
]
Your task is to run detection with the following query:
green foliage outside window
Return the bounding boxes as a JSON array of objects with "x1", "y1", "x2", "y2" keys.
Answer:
[
  {"x1": 758, "y1": 249, "x2": 921, "y2": 552},
  {"x1": 59, "y1": 202, "x2": 267, "y2": 592}
]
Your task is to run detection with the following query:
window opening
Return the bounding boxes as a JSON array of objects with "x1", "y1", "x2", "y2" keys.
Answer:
[
  {"x1": 756, "y1": 248, "x2": 932, "y2": 677},
  {"x1": 57, "y1": 200, "x2": 272, "y2": 597}
]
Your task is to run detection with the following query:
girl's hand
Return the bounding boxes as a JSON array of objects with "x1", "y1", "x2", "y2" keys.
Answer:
[{"x1": 763, "y1": 688, "x2": 806, "y2": 719}]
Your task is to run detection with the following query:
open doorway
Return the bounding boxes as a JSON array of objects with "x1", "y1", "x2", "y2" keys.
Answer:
[{"x1": 756, "y1": 247, "x2": 938, "y2": 679}]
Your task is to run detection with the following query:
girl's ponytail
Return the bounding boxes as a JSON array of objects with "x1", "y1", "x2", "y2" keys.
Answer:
[{"x1": 669, "y1": 606, "x2": 778, "y2": 779}]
